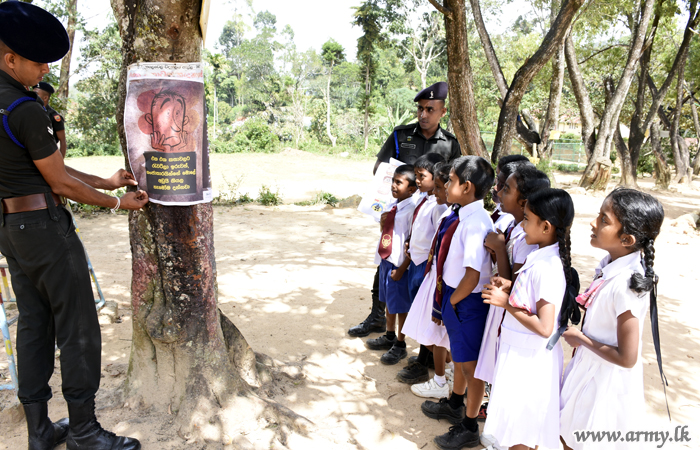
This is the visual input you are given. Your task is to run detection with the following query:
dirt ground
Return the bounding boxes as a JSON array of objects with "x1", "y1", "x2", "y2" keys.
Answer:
[{"x1": 1, "y1": 151, "x2": 699, "y2": 449}]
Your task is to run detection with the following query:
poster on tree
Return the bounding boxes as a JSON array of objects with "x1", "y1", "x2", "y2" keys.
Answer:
[{"x1": 124, "y1": 62, "x2": 212, "y2": 205}]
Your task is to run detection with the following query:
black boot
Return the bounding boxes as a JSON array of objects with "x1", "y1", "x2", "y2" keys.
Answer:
[
  {"x1": 23, "y1": 402, "x2": 69, "y2": 450},
  {"x1": 66, "y1": 399, "x2": 140, "y2": 450},
  {"x1": 348, "y1": 269, "x2": 386, "y2": 337}
]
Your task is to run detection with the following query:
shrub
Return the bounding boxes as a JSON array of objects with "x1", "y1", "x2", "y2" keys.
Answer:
[{"x1": 257, "y1": 185, "x2": 282, "y2": 206}]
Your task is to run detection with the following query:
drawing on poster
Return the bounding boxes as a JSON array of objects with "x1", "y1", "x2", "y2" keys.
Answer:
[{"x1": 125, "y1": 63, "x2": 212, "y2": 205}]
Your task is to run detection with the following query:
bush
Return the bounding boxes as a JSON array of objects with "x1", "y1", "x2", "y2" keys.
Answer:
[
  {"x1": 535, "y1": 158, "x2": 554, "y2": 183},
  {"x1": 554, "y1": 163, "x2": 583, "y2": 173},
  {"x1": 210, "y1": 118, "x2": 279, "y2": 154},
  {"x1": 257, "y1": 185, "x2": 282, "y2": 206}
]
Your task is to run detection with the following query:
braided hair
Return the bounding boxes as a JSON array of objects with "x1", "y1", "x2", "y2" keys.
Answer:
[
  {"x1": 606, "y1": 187, "x2": 669, "y2": 418},
  {"x1": 525, "y1": 188, "x2": 581, "y2": 331}
]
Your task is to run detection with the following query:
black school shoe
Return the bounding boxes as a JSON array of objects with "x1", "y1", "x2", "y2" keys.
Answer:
[
  {"x1": 366, "y1": 334, "x2": 396, "y2": 350},
  {"x1": 433, "y1": 423, "x2": 480, "y2": 450},
  {"x1": 380, "y1": 344, "x2": 407, "y2": 365},
  {"x1": 396, "y1": 361, "x2": 430, "y2": 384},
  {"x1": 421, "y1": 398, "x2": 465, "y2": 424},
  {"x1": 407, "y1": 353, "x2": 435, "y2": 369}
]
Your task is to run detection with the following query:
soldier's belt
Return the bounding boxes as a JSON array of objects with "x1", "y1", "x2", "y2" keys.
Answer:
[{"x1": 1, "y1": 193, "x2": 64, "y2": 214}]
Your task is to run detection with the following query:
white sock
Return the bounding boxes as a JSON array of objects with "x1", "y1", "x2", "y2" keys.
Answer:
[
  {"x1": 434, "y1": 374, "x2": 447, "y2": 387},
  {"x1": 446, "y1": 361, "x2": 455, "y2": 372}
]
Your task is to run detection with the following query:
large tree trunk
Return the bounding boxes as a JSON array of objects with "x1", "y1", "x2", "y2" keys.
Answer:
[
  {"x1": 489, "y1": 0, "x2": 582, "y2": 163},
  {"x1": 538, "y1": 0, "x2": 567, "y2": 159},
  {"x1": 650, "y1": 119, "x2": 671, "y2": 188},
  {"x1": 671, "y1": 65, "x2": 691, "y2": 183},
  {"x1": 57, "y1": 0, "x2": 78, "y2": 100},
  {"x1": 111, "y1": 0, "x2": 304, "y2": 442},
  {"x1": 579, "y1": 0, "x2": 655, "y2": 189},
  {"x1": 430, "y1": 0, "x2": 486, "y2": 157},
  {"x1": 564, "y1": 35, "x2": 596, "y2": 160},
  {"x1": 624, "y1": 2, "x2": 698, "y2": 187},
  {"x1": 689, "y1": 96, "x2": 700, "y2": 175},
  {"x1": 614, "y1": 120, "x2": 637, "y2": 187}
]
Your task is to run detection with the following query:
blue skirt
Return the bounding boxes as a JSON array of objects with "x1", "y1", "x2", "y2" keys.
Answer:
[
  {"x1": 407, "y1": 260, "x2": 428, "y2": 302},
  {"x1": 379, "y1": 259, "x2": 412, "y2": 314},
  {"x1": 441, "y1": 286, "x2": 489, "y2": 363}
]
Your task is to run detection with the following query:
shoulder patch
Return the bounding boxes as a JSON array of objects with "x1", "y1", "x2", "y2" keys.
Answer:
[{"x1": 54, "y1": 115, "x2": 61, "y2": 122}]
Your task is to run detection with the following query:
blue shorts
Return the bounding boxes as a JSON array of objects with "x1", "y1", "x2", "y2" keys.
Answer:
[
  {"x1": 441, "y1": 286, "x2": 489, "y2": 363},
  {"x1": 407, "y1": 260, "x2": 428, "y2": 302},
  {"x1": 379, "y1": 259, "x2": 412, "y2": 314}
]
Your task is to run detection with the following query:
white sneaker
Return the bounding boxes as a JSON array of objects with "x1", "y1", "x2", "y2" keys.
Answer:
[
  {"x1": 445, "y1": 368, "x2": 454, "y2": 380},
  {"x1": 410, "y1": 378, "x2": 450, "y2": 399},
  {"x1": 481, "y1": 434, "x2": 507, "y2": 450}
]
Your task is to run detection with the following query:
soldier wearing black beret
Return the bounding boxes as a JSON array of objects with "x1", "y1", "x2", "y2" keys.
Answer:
[
  {"x1": 34, "y1": 81, "x2": 67, "y2": 157},
  {"x1": 0, "y1": 2, "x2": 144, "y2": 449},
  {"x1": 349, "y1": 82, "x2": 462, "y2": 344}
]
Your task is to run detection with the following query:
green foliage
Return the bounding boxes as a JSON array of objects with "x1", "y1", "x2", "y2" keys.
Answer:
[
  {"x1": 554, "y1": 163, "x2": 583, "y2": 173},
  {"x1": 637, "y1": 152, "x2": 655, "y2": 176},
  {"x1": 257, "y1": 185, "x2": 283, "y2": 206},
  {"x1": 535, "y1": 158, "x2": 554, "y2": 183},
  {"x1": 295, "y1": 192, "x2": 339, "y2": 207},
  {"x1": 212, "y1": 119, "x2": 279, "y2": 153},
  {"x1": 212, "y1": 176, "x2": 255, "y2": 205}
]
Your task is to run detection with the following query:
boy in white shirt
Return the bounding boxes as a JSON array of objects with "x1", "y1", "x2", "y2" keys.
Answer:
[
  {"x1": 397, "y1": 153, "x2": 447, "y2": 383},
  {"x1": 366, "y1": 165, "x2": 418, "y2": 365}
]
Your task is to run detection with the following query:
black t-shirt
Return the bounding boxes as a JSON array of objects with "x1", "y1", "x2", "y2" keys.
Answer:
[
  {"x1": 376, "y1": 123, "x2": 462, "y2": 165},
  {"x1": 0, "y1": 70, "x2": 59, "y2": 199},
  {"x1": 46, "y1": 105, "x2": 65, "y2": 143}
]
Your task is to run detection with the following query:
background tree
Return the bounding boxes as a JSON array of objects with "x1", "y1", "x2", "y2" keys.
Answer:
[
  {"x1": 321, "y1": 39, "x2": 345, "y2": 147},
  {"x1": 109, "y1": 0, "x2": 305, "y2": 442}
]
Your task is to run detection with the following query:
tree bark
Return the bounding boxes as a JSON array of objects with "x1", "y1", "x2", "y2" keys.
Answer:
[
  {"x1": 490, "y1": 0, "x2": 582, "y2": 164},
  {"x1": 564, "y1": 35, "x2": 596, "y2": 160},
  {"x1": 57, "y1": 0, "x2": 78, "y2": 100},
  {"x1": 431, "y1": 0, "x2": 486, "y2": 157},
  {"x1": 579, "y1": 0, "x2": 655, "y2": 190},
  {"x1": 671, "y1": 63, "x2": 691, "y2": 183},
  {"x1": 650, "y1": 119, "x2": 671, "y2": 188},
  {"x1": 689, "y1": 95, "x2": 700, "y2": 175},
  {"x1": 110, "y1": 0, "x2": 303, "y2": 441},
  {"x1": 467, "y1": 0, "x2": 507, "y2": 98}
]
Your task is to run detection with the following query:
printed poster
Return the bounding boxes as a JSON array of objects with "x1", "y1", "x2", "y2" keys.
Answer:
[
  {"x1": 125, "y1": 62, "x2": 212, "y2": 205},
  {"x1": 357, "y1": 158, "x2": 403, "y2": 222}
]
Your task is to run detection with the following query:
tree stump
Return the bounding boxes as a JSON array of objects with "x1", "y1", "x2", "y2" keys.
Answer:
[{"x1": 580, "y1": 157, "x2": 612, "y2": 191}]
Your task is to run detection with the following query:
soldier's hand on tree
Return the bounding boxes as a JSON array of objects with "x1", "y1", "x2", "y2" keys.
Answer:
[
  {"x1": 118, "y1": 190, "x2": 149, "y2": 210},
  {"x1": 106, "y1": 169, "x2": 138, "y2": 190}
]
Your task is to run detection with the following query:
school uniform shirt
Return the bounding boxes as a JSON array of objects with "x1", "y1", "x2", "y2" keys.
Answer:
[
  {"x1": 493, "y1": 204, "x2": 515, "y2": 232},
  {"x1": 409, "y1": 194, "x2": 448, "y2": 265},
  {"x1": 374, "y1": 198, "x2": 416, "y2": 268},
  {"x1": 560, "y1": 251, "x2": 650, "y2": 450},
  {"x1": 483, "y1": 242, "x2": 565, "y2": 449},
  {"x1": 442, "y1": 200, "x2": 494, "y2": 291},
  {"x1": 508, "y1": 222, "x2": 539, "y2": 266}
]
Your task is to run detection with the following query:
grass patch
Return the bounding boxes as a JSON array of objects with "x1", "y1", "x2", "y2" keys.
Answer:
[
  {"x1": 257, "y1": 185, "x2": 283, "y2": 206},
  {"x1": 294, "y1": 191, "x2": 339, "y2": 207},
  {"x1": 554, "y1": 163, "x2": 584, "y2": 173},
  {"x1": 212, "y1": 175, "x2": 255, "y2": 206}
]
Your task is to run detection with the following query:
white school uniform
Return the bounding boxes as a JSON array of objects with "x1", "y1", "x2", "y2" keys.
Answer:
[
  {"x1": 403, "y1": 207, "x2": 452, "y2": 348},
  {"x1": 409, "y1": 194, "x2": 447, "y2": 265},
  {"x1": 442, "y1": 200, "x2": 494, "y2": 292},
  {"x1": 374, "y1": 198, "x2": 415, "y2": 267},
  {"x1": 493, "y1": 204, "x2": 515, "y2": 232},
  {"x1": 476, "y1": 222, "x2": 539, "y2": 384},
  {"x1": 484, "y1": 243, "x2": 565, "y2": 450},
  {"x1": 560, "y1": 251, "x2": 649, "y2": 450}
]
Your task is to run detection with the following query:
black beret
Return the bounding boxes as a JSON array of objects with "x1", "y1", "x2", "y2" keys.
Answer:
[
  {"x1": 414, "y1": 81, "x2": 448, "y2": 102},
  {"x1": 36, "y1": 81, "x2": 55, "y2": 94},
  {"x1": 0, "y1": 1, "x2": 70, "y2": 64}
]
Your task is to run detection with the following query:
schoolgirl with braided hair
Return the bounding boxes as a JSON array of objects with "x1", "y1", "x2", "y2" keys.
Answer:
[
  {"x1": 481, "y1": 188, "x2": 577, "y2": 450},
  {"x1": 560, "y1": 188, "x2": 666, "y2": 450}
]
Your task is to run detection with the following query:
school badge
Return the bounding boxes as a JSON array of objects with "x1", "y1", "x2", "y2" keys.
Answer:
[{"x1": 381, "y1": 233, "x2": 392, "y2": 249}]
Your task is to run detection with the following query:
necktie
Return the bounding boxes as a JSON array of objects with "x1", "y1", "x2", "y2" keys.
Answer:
[
  {"x1": 576, "y1": 272, "x2": 605, "y2": 308},
  {"x1": 412, "y1": 196, "x2": 428, "y2": 225},
  {"x1": 378, "y1": 205, "x2": 397, "y2": 260}
]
